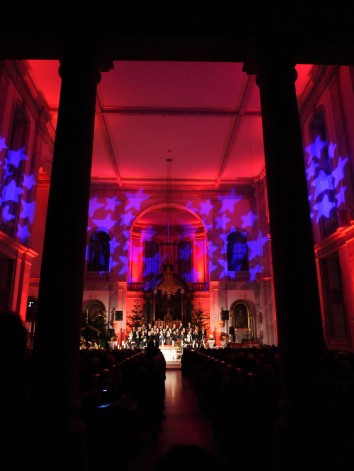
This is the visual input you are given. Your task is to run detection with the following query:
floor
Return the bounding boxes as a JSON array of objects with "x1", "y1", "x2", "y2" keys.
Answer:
[{"x1": 124, "y1": 361, "x2": 221, "y2": 471}]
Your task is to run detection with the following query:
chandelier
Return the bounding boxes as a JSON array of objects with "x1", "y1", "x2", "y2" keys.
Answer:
[
  {"x1": 158, "y1": 265, "x2": 180, "y2": 298},
  {"x1": 157, "y1": 158, "x2": 181, "y2": 298}
]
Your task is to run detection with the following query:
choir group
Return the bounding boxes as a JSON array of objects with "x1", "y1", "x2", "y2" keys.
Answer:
[{"x1": 125, "y1": 321, "x2": 208, "y2": 349}]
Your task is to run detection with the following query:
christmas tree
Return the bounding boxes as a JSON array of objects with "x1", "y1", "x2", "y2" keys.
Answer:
[
  {"x1": 192, "y1": 300, "x2": 209, "y2": 332},
  {"x1": 127, "y1": 298, "x2": 145, "y2": 329}
]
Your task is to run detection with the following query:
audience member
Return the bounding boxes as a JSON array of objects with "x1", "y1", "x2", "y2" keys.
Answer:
[
  {"x1": 151, "y1": 443, "x2": 224, "y2": 471},
  {"x1": 0, "y1": 311, "x2": 30, "y2": 466}
]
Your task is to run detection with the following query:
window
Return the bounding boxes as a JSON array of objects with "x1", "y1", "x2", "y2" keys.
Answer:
[
  {"x1": 1, "y1": 105, "x2": 29, "y2": 237},
  {"x1": 178, "y1": 241, "x2": 192, "y2": 281},
  {"x1": 144, "y1": 241, "x2": 159, "y2": 281},
  {"x1": 88, "y1": 231, "x2": 110, "y2": 272},
  {"x1": 320, "y1": 254, "x2": 347, "y2": 339},
  {"x1": 227, "y1": 231, "x2": 249, "y2": 272},
  {"x1": 309, "y1": 110, "x2": 337, "y2": 238}
]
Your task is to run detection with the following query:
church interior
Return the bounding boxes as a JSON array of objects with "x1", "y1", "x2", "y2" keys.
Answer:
[{"x1": 1, "y1": 3, "x2": 354, "y2": 470}]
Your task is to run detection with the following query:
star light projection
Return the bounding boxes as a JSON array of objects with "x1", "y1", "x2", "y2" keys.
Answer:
[
  {"x1": 88, "y1": 186, "x2": 270, "y2": 282},
  {"x1": 0, "y1": 137, "x2": 36, "y2": 244},
  {"x1": 305, "y1": 136, "x2": 350, "y2": 225},
  {"x1": 87, "y1": 136, "x2": 351, "y2": 285},
  {"x1": 0, "y1": 132, "x2": 348, "y2": 280}
]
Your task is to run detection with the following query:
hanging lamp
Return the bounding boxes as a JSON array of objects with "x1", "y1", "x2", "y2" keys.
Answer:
[{"x1": 157, "y1": 158, "x2": 181, "y2": 298}]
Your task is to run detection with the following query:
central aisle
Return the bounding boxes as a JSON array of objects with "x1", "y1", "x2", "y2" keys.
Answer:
[{"x1": 124, "y1": 364, "x2": 220, "y2": 470}]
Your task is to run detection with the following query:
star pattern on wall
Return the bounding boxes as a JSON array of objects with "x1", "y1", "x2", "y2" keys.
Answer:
[
  {"x1": 92, "y1": 213, "x2": 116, "y2": 231},
  {"x1": 305, "y1": 135, "x2": 349, "y2": 221},
  {"x1": 1, "y1": 128, "x2": 348, "y2": 279},
  {"x1": 217, "y1": 188, "x2": 242, "y2": 213},
  {"x1": 125, "y1": 188, "x2": 150, "y2": 211}
]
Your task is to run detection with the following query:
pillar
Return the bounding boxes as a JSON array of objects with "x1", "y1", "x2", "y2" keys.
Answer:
[
  {"x1": 31, "y1": 45, "x2": 102, "y2": 414},
  {"x1": 245, "y1": 54, "x2": 331, "y2": 470},
  {"x1": 252, "y1": 57, "x2": 327, "y2": 400}
]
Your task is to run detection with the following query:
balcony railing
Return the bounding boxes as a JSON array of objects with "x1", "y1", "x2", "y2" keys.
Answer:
[
  {"x1": 186, "y1": 282, "x2": 209, "y2": 292},
  {"x1": 128, "y1": 282, "x2": 145, "y2": 291}
]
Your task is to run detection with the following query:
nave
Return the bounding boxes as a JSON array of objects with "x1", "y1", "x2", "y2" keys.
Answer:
[
  {"x1": 4, "y1": 328, "x2": 354, "y2": 471},
  {"x1": 121, "y1": 347, "x2": 354, "y2": 471},
  {"x1": 124, "y1": 362, "x2": 221, "y2": 471}
]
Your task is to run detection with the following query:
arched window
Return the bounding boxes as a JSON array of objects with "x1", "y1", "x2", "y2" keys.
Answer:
[
  {"x1": 178, "y1": 240, "x2": 192, "y2": 282},
  {"x1": 88, "y1": 230, "x2": 110, "y2": 272},
  {"x1": 309, "y1": 109, "x2": 337, "y2": 238},
  {"x1": 1, "y1": 105, "x2": 29, "y2": 237},
  {"x1": 227, "y1": 231, "x2": 248, "y2": 272},
  {"x1": 144, "y1": 240, "x2": 159, "y2": 281}
]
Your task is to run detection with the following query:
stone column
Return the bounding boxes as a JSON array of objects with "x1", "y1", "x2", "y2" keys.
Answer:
[
  {"x1": 31, "y1": 47, "x2": 101, "y2": 414},
  {"x1": 245, "y1": 56, "x2": 331, "y2": 470},
  {"x1": 251, "y1": 58, "x2": 326, "y2": 399}
]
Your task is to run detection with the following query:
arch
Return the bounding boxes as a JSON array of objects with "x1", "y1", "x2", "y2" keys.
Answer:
[
  {"x1": 131, "y1": 202, "x2": 207, "y2": 234},
  {"x1": 82, "y1": 298, "x2": 107, "y2": 323},
  {"x1": 229, "y1": 299, "x2": 257, "y2": 343},
  {"x1": 130, "y1": 202, "x2": 209, "y2": 286},
  {"x1": 81, "y1": 299, "x2": 109, "y2": 348}
]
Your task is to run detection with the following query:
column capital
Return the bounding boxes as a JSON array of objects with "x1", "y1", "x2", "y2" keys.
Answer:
[
  {"x1": 242, "y1": 39, "x2": 297, "y2": 85},
  {"x1": 59, "y1": 54, "x2": 102, "y2": 85},
  {"x1": 243, "y1": 57, "x2": 297, "y2": 86},
  {"x1": 58, "y1": 33, "x2": 114, "y2": 83}
]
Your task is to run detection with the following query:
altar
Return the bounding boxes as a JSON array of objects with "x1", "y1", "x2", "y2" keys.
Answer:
[{"x1": 160, "y1": 345, "x2": 178, "y2": 361}]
